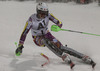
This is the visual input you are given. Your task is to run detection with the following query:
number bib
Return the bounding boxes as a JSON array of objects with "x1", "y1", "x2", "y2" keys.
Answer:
[{"x1": 30, "y1": 14, "x2": 49, "y2": 36}]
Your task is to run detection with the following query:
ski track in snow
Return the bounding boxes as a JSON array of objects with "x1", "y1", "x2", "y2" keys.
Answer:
[{"x1": 0, "y1": 1, "x2": 100, "y2": 71}]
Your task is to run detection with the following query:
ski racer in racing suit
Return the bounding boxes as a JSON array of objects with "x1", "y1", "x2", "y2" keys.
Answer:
[{"x1": 15, "y1": 2, "x2": 96, "y2": 68}]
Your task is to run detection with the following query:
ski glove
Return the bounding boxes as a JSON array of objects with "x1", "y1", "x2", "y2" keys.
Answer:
[
  {"x1": 15, "y1": 44, "x2": 24, "y2": 56},
  {"x1": 57, "y1": 24, "x2": 62, "y2": 28}
]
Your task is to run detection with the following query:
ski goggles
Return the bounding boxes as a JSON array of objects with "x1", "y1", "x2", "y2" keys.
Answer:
[{"x1": 37, "y1": 10, "x2": 48, "y2": 16}]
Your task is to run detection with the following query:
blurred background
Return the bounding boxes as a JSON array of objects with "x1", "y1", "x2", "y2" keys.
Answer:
[{"x1": 0, "y1": 0, "x2": 100, "y2": 6}]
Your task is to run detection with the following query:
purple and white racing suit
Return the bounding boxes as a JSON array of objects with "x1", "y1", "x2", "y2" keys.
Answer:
[{"x1": 19, "y1": 13, "x2": 88, "y2": 61}]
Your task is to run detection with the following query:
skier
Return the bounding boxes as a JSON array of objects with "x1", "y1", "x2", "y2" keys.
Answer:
[{"x1": 15, "y1": 2, "x2": 96, "y2": 69}]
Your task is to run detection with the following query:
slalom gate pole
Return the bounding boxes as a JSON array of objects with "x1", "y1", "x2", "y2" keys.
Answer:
[{"x1": 40, "y1": 53, "x2": 50, "y2": 67}]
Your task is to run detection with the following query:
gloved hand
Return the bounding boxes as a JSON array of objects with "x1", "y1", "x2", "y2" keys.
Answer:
[
  {"x1": 51, "y1": 25, "x2": 61, "y2": 32},
  {"x1": 15, "y1": 44, "x2": 24, "y2": 56},
  {"x1": 57, "y1": 23, "x2": 62, "y2": 28}
]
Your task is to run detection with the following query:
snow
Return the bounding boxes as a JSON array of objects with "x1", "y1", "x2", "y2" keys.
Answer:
[{"x1": 0, "y1": 1, "x2": 100, "y2": 71}]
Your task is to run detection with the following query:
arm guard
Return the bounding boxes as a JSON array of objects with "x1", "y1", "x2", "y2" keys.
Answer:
[
  {"x1": 49, "y1": 13, "x2": 62, "y2": 28},
  {"x1": 19, "y1": 16, "x2": 32, "y2": 44}
]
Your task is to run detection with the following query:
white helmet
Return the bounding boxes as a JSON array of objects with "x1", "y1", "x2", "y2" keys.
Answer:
[{"x1": 36, "y1": 2, "x2": 49, "y2": 18}]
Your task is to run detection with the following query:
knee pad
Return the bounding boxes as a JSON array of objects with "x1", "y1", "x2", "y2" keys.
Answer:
[{"x1": 52, "y1": 39, "x2": 61, "y2": 48}]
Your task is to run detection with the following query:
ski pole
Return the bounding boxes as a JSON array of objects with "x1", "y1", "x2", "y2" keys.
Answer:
[
  {"x1": 51, "y1": 25, "x2": 100, "y2": 36},
  {"x1": 15, "y1": 42, "x2": 18, "y2": 47}
]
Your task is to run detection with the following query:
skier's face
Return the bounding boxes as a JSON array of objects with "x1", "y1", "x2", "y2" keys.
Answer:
[
  {"x1": 38, "y1": 13, "x2": 46, "y2": 19},
  {"x1": 37, "y1": 10, "x2": 48, "y2": 19}
]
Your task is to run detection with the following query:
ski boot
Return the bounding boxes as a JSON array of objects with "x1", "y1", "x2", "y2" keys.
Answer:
[
  {"x1": 82, "y1": 56, "x2": 96, "y2": 68},
  {"x1": 62, "y1": 52, "x2": 75, "y2": 69}
]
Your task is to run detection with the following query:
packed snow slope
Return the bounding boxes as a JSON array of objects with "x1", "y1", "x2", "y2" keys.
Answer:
[{"x1": 0, "y1": 1, "x2": 100, "y2": 71}]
